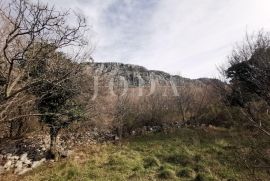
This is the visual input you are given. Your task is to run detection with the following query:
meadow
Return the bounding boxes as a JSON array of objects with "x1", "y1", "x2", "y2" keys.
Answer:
[{"x1": 17, "y1": 128, "x2": 269, "y2": 181}]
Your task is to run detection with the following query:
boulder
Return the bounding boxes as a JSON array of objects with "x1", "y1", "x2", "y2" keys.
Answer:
[
  {"x1": 4, "y1": 160, "x2": 12, "y2": 171},
  {"x1": 23, "y1": 159, "x2": 32, "y2": 166},
  {"x1": 15, "y1": 160, "x2": 23, "y2": 169},
  {"x1": 14, "y1": 161, "x2": 23, "y2": 174},
  {"x1": 31, "y1": 158, "x2": 46, "y2": 169},
  {"x1": 10, "y1": 156, "x2": 19, "y2": 160},
  {"x1": 20, "y1": 153, "x2": 28, "y2": 161},
  {"x1": 20, "y1": 153, "x2": 32, "y2": 165},
  {"x1": 18, "y1": 167, "x2": 32, "y2": 175},
  {"x1": 114, "y1": 136, "x2": 120, "y2": 141},
  {"x1": 6, "y1": 153, "x2": 12, "y2": 159},
  {"x1": 60, "y1": 150, "x2": 73, "y2": 158}
]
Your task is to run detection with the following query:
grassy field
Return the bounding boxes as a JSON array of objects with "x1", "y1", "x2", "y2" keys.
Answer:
[{"x1": 14, "y1": 128, "x2": 270, "y2": 181}]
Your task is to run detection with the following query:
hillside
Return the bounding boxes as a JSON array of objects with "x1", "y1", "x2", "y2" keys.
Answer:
[
  {"x1": 85, "y1": 62, "x2": 217, "y2": 87},
  {"x1": 0, "y1": 1, "x2": 269, "y2": 180}
]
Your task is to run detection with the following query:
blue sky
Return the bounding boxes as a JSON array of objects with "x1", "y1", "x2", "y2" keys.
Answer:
[{"x1": 45, "y1": 0, "x2": 270, "y2": 78}]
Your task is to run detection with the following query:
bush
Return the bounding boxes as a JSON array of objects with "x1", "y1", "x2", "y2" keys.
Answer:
[{"x1": 196, "y1": 105, "x2": 235, "y2": 128}]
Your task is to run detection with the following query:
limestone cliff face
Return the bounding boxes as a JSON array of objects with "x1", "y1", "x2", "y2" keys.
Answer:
[{"x1": 83, "y1": 62, "x2": 208, "y2": 87}]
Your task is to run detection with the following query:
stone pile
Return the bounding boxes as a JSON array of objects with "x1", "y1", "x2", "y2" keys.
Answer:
[{"x1": 0, "y1": 153, "x2": 46, "y2": 175}]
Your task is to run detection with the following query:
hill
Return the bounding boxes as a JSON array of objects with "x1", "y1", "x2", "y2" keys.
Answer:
[{"x1": 84, "y1": 62, "x2": 220, "y2": 87}]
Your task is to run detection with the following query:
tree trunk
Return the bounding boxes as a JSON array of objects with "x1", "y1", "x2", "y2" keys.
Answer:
[
  {"x1": 15, "y1": 119, "x2": 23, "y2": 138},
  {"x1": 116, "y1": 126, "x2": 123, "y2": 140},
  {"x1": 9, "y1": 122, "x2": 14, "y2": 138},
  {"x1": 48, "y1": 127, "x2": 60, "y2": 160}
]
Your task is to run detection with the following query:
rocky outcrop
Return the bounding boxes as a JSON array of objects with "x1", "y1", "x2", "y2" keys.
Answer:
[
  {"x1": 0, "y1": 152, "x2": 46, "y2": 175},
  {"x1": 0, "y1": 134, "x2": 71, "y2": 175},
  {"x1": 84, "y1": 62, "x2": 200, "y2": 86},
  {"x1": 0, "y1": 128, "x2": 104, "y2": 175}
]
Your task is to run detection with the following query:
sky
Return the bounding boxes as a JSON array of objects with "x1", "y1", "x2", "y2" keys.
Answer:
[{"x1": 44, "y1": 0, "x2": 270, "y2": 78}]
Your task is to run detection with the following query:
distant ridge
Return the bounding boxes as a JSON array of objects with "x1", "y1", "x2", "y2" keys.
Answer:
[{"x1": 82, "y1": 62, "x2": 221, "y2": 87}]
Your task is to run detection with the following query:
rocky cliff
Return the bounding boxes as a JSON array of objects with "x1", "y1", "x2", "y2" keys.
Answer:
[{"x1": 83, "y1": 62, "x2": 209, "y2": 87}]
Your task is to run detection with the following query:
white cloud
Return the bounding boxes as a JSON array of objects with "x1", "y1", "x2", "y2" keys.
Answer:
[{"x1": 43, "y1": 0, "x2": 270, "y2": 78}]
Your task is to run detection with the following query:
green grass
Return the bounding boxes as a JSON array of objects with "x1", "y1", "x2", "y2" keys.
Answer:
[
  {"x1": 21, "y1": 128, "x2": 269, "y2": 181},
  {"x1": 177, "y1": 167, "x2": 196, "y2": 178}
]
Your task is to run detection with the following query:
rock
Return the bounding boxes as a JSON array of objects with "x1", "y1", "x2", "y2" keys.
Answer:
[
  {"x1": 10, "y1": 156, "x2": 19, "y2": 160},
  {"x1": 15, "y1": 160, "x2": 23, "y2": 169},
  {"x1": 18, "y1": 167, "x2": 32, "y2": 175},
  {"x1": 114, "y1": 136, "x2": 120, "y2": 141},
  {"x1": 0, "y1": 166, "x2": 4, "y2": 174},
  {"x1": 14, "y1": 161, "x2": 23, "y2": 174},
  {"x1": 4, "y1": 160, "x2": 12, "y2": 170},
  {"x1": 0, "y1": 154, "x2": 4, "y2": 165},
  {"x1": 23, "y1": 158, "x2": 32, "y2": 165},
  {"x1": 31, "y1": 158, "x2": 46, "y2": 169},
  {"x1": 60, "y1": 150, "x2": 72, "y2": 158},
  {"x1": 20, "y1": 153, "x2": 32, "y2": 165},
  {"x1": 20, "y1": 153, "x2": 28, "y2": 161},
  {"x1": 6, "y1": 153, "x2": 12, "y2": 159}
]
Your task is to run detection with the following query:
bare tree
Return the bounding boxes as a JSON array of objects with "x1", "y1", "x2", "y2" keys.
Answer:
[
  {"x1": 0, "y1": 0, "x2": 87, "y2": 102},
  {"x1": 175, "y1": 83, "x2": 195, "y2": 122},
  {"x1": 113, "y1": 93, "x2": 131, "y2": 140},
  {"x1": 0, "y1": 0, "x2": 90, "y2": 158}
]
